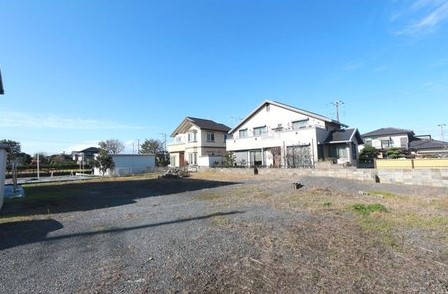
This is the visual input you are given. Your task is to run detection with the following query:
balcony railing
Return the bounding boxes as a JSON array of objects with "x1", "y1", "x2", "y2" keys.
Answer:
[{"x1": 229, "y1": 124, "x2": 318, "y2": 140}]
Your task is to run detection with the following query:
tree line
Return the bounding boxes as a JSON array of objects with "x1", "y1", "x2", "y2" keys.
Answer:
[{"x1": 0, "y1": 138, "x2": 169, "y2": 170}]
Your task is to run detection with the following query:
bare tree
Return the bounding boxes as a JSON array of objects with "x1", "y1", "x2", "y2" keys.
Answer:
[{"x1": 98, "y1": 139, "x2": 125, "y2": 154}]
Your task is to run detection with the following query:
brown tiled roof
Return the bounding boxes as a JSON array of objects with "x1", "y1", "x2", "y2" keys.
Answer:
[{"x1": 186, "y1": 117, "x2": 231, "y2": 132}]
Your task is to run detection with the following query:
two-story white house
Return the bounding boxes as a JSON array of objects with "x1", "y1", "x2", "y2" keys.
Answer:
[
  {"x1": 362, "y1": 128, "x2": 414, "y2": 151},
  {"x1": 167, "y1": 117, "x2": 231, "y2": 167},
  {"x1": 226, "y1": 100, "x2": 363, "y2": 167}
]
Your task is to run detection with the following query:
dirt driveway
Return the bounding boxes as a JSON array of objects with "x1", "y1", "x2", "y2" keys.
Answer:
[{"x1": 1, "y1": 172, "x2": 447, "y2": 293}]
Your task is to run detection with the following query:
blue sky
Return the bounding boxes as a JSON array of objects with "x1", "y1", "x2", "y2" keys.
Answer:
[{"x1": 1, "y1": 0, "x2": 447, "y2": 155}]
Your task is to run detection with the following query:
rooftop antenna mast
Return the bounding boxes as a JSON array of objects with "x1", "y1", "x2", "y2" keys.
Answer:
[{"x1": 332, "y1": 100, "x2": 344, "y2": 122}]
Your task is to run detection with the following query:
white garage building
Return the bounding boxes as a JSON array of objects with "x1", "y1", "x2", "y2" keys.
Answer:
[{"x1": 94, "y1": 154, "x2": 156, "y2": 177}]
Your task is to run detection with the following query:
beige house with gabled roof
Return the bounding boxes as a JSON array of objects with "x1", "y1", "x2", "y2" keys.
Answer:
[{"x1": 167, "y1": 117, "x2": 231, "y2": 167}]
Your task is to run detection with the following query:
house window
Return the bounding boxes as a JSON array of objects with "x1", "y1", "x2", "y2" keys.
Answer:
[
  {"x1": 239, "y1": 129, "x2": 248, "y2": 138},
  {"x1": 253, "y1": 126, "x2": 267, "y2": 136},
  {"x1": 170, "y1": 156, "x2": 176, "y2": 166},
  {"x1": 337, "y1": 146, "x2": 347, "y2": 159},
  {"x1": 381, "y1": 139, "x2": 392, "y2": 149},
  {"x1": 188, "y1": 152, "x2": 197, "y2": 165},
  {"x1": 352, "y1": 143, "x2": 357, "y2": 160},
  {"x1": 188, "y1": 131, "x2": 197, "y2": 142},
  {"x1": 400, "y1": 137, "x2": 408, "y2": 148},
  {"x1": 250, "y1": 150, "x2": 263, "y2": 166},
  {"x1": 292, "y1": 119, "x2": 309, "y2": 129},
  {"x1": 207, "y1": 132, "x2": 215, "y2": 142}
]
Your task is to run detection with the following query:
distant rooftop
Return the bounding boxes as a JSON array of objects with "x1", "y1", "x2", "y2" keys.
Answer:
[
  {"x1": 171, "y1": 117, "x2": 231, "y2": 137},
  {"x1": 410, "y1": 138, "x2": 448, "y2": 150},
  {"x1": 363, "y1": 127, "x2": 414, "y2": 138},
  {"x1": 186, "y1": 117, "x2": 231, "y2": 132}
]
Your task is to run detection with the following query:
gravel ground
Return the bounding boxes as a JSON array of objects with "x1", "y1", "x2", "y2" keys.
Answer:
[{"x1": 0, "y1": 174, "x2": 447, "y2": 293}]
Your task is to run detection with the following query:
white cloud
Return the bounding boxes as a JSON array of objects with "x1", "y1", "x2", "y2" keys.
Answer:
[
  {"x1": 0, "y1": 111, "x2": 152, "y2": 130},
  {"x1": 393, "y1": 0, "x2": 448, "y2": 35}
]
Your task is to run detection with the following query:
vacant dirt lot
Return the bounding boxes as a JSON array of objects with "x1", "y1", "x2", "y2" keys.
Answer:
[{"x1": 1, "y1": 171, "x2": 448, "y2": 293}]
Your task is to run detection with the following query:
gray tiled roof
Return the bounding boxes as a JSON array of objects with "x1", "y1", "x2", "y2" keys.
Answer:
[
  {"x1": 324, "y1": 128, "x2": 363, "y2": 144},
  {"x1": 186, "y1": 117, "x2": 231, "y2": 132},
  {"x1": 409, "y1": 139, "x2": 448, "y2": 150},
  {"x1": 363, "y1": 127, "x2": 414, "y2": 137}
]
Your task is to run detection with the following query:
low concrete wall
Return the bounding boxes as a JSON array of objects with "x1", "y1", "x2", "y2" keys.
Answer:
[
  {"x1": 414, "y1": 159, "x2": 448, "y2": 169},
  {"x1": 376, "y1": 159, "x2": 413, "y2": 169},
  {"x1": 202, "y1": 166, "x2": 448, "y2": 188},
  {"x1": 376, "y1": 159, "x2": 448, "y2": 170},
  {"x1": 377, "y1": 169, "x2": 448, "y2": 187},
  {"x1": 203, "y1": 167, "x2": 377, "y2": 183}
]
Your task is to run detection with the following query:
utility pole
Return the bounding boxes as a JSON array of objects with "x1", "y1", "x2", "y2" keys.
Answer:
[
  {"x1": 331, "y1": 100, "x2": 344, "y2": 122},
  {"x1": 159, "y1": 133, "x2": 167, "y2": 151},
  {"x1": 159, "y1": 133, "x2": 168, "y2": 164},
  {"x1": 0, "y1": 68, "x2": 4, "y2": 95},
  {"x1": 438, "y1": 123, "x2": 446, "y2": 142}
]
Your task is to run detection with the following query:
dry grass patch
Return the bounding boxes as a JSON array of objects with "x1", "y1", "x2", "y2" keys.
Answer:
[{"x1": 190, "y1": 170, "x2": 253, "y2": 182}]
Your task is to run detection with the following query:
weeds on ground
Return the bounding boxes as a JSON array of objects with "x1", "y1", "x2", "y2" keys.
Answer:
[
  {"x1": 369, "y1": 191, "x2": 398, "y2": 199},
  {"x1": 352, "y1": 203, "x2": 388, "y2": 215}
]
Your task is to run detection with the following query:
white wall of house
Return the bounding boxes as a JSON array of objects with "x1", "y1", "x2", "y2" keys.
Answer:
[
  {"x1": 94, "y1": 154, "x2": 155, "y2": 176},
  {"x1": 227, "y1": 103, "x2": 335, "y2": 166},
  {"x1": 168, "y1": 125, "x2": 228, "y2": 167},
  {"x1": 227, "y1": 128, "x2": 321, "y2": 162},
  {"x1": 197, "y1": 155, "x2": 224, "y2": 167},
  {"x1": 237, "y1": 103, "x2": 327, "y2": 133},
  {"x1": 169, "y1": 152, "x2": 180, "y2": 167},
  {"x1": 364, "y1": 134, "x2": 409, "y2": 150},
  {"x1": 0, "y1": 145, "x2": 7, "y2": 209}
]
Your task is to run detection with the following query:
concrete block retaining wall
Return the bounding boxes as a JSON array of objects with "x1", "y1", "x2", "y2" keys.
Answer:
[
  {"x1": 201, "y1": 167, "x2": 448, "y2": 188},
  {"x1": 203, "y1": 167, "x2": 377, "y2": 183},
  {"x1": 377, "y1": 169, "x2": 448, "y2": 187}
]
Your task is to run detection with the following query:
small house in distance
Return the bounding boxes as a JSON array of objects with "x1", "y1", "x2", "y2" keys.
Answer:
[
  {"x1": 362, "y1": 127, "x2": 448, "y2": 158},
  {"x1": 167, "y1": 117, "x2": 231, "y2": 167},
  {"x1": 93, "y1": 154, "x2": 155, "y2": 176},
  {"x1": 71, "y1": 147, "x2": 100, "y2": 163},
  {"x1": 362, "y1": 128, "x2": 414, "y2": 151},
  {"x1": 410, "y1": 136, "x2": 448, "y2": 157}
]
